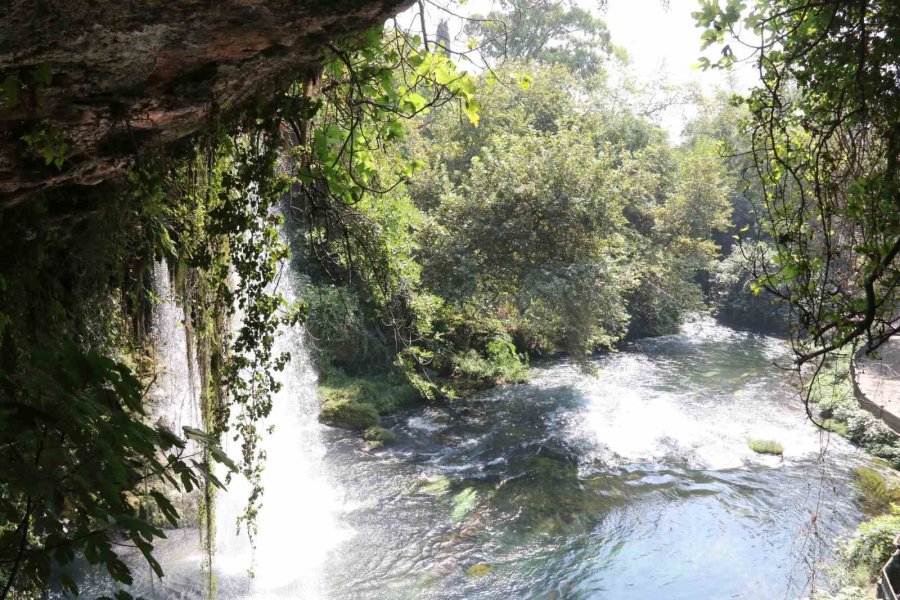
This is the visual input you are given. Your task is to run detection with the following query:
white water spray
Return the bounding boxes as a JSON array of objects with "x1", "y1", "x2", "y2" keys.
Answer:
[{"x1": 212, "y1": 255, "x2": 351, "y2": 599}]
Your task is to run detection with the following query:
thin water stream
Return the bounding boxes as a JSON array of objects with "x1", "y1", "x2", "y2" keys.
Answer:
[{"x1": 68, "y1": 265, "x2": 877, "y2": 599}]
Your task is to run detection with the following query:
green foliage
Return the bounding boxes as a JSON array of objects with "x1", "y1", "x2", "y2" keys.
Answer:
[
  {"x1": 843, "y1": 512, "x2": 900, "y2": 583},
  {"x1": 303, "y1": 283, "x2": 391, "y2": 371},
  {"x1": 466, "y1": 0, "x2": 620, "y2": 76},
  {"x1": 412, "y1": 61, "x2": 731, "y2": 350},
  {"x1": 696, "y1": 0, "x2": 900, "y2": 364},
  {"x1": 451, "y1": 338, "x2": 529, "y2": 390},
  {"x1": 747, "y1": 439, "x2": 784, "y2": 455},
  {"x1": 296, "y1": 26, "x2": 480, "y2": 208},
  {"x1": 21, "y1": 123, "x2": 68, "y2": 168},
  {"x1": 806, "y1": 354, "x2": 900, "y2": 466},
  {"x1": 0, "y1": 344, "x2": 230, "y2": 595},
  {"x1": 296, "y1": 25, "x2": 735, "y2": 407},
  {"x1": 822, "y1": 419, "x2": 849, "y2": 437},
  {"x1": 855, "y1": 467, "x2": 900, "y2": 515}
]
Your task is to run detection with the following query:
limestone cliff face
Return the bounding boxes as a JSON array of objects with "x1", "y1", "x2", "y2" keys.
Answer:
[{"x1": 0, "y1": 0, "x2": 412, "y2": 202}]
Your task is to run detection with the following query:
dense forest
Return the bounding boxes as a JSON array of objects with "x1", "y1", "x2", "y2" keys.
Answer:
[{"x1": 1, "y1": 0, "x2": 899, "y2": 598}]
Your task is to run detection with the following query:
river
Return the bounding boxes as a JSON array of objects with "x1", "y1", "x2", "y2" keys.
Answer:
[
  {"x1": 315, "y1": 320, "x2": 872, "y2": 599},
  {"x1": 68, "y1": 266, "x2": 876, "y2": 600}
]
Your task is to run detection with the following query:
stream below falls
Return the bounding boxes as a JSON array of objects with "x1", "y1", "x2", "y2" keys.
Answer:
[{"x1": 71, "y1": 301, "x2": 880, "y2": 599}]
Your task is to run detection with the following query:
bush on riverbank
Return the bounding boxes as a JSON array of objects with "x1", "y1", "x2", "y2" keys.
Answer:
[
  {"x1": 451, "y1": 338, "x2": 529, "y2": 389},
  {"x1": 822, "y1": 374, "x2": 900, "y2": 599},
  {"x1": 844, "y1": 512, "x2": 900, "y2": 585},
  {"x1": 827, "y1": 480, "x2": 900, "y2": 599}
]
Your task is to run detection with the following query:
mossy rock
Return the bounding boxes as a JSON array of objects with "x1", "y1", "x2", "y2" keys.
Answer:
[
  {"x1": 363, "y1": 426, "x2": 397, "y2": 445},
  {"x1": 318, "y1": 369, "x2": 422, "y2": 416},
  {"x1": 319, "y1": 398, "x2": 379, "y2": 430}
]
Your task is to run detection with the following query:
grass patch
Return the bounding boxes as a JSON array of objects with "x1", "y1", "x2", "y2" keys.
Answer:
[
  {"x1": 855, "y1": 466, "x2": 900, "y2": 514},
  {"x1": 748, "y1": 439, "x2": 784, "y2": 455}
]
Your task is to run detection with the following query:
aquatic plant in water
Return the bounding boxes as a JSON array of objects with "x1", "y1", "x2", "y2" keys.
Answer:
[{"x1": 748, "y1": 439, "x2": 784, "y2": 455}]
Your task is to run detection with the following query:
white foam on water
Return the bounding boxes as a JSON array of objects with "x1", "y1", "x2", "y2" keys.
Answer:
[{"x1": 567, "y1": 320, "x2": 850, "y2": 470}]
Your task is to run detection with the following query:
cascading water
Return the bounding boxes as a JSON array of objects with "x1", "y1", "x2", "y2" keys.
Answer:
[
  {"x1": 149, "y1": 260, "x2": 202, "y2": 439},
  {"x1": 211, "y1": 253, "x2": 351, "y2": 599},
  {"x1": 147, "y1": 260, "x2": 206, "y2": 536},
  {"x1": 63, "y1": 254, "x2": 350, "y2": 600}
]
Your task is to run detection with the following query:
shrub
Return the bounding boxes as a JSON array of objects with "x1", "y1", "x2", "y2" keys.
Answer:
[
  {"x1": 822, "y1": 419, "x2": 849, "y2": 437},
  {"x1": 450, "y1": 336, "x2": 529, "y2": 389},
  {"x1": 843, "y1": 513, "x2": 900, "y2": 581}
]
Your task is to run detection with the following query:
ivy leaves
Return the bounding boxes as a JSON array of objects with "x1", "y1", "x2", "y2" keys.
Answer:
[{"x1": 296, "y1": 27, "x2": 481, "y2": 207}]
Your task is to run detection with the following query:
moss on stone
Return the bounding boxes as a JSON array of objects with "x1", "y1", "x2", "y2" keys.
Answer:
[
  {"x1": 319, "y1": 398, "x2": 379, "y2": 430},
  {"x1": 466, "y1": 563, "x2": 492, "y2": 577},
  {"x1": 319, "y1": 368, "x2": 422, "y2": 415}
]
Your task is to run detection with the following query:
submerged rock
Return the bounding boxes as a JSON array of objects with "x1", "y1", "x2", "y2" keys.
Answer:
[
  {"x1": 363, "y1": 426, "x2": 397, "y2": 445},
  {"x1": 466, "y1": 563, "x2": 492, "y2": 577},
  {"x1": 451, "y1": 488, "x2": 479, "y2": 521},
  {"x1": 420, "y1": 477, "x2": 452, "y2": 496}
]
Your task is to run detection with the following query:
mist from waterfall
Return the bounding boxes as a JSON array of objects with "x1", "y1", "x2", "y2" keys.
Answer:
[{"x1": 212, "y1": 253, "x2": 352, "y2": 599}]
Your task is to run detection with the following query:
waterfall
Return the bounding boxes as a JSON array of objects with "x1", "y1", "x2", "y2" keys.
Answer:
[
  {"x1": 149, "y1": 261, "x2": 204, "y2": 528},
  {"x1": 212, "y1": 253, "x2": 351, "y2": 599},
  {"x1": 150, "y1": 260, "x2": 202, "y2": 437},
  {"x1": 65, "y1": 255, "x2": 349, "y2": 599}
]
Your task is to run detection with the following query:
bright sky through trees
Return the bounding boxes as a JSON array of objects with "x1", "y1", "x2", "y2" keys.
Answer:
[{"x1": 400, "y1": 0, "x2": 756, "y2": 139}]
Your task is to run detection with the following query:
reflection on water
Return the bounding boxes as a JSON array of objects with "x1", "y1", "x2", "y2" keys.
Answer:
[{"x1": 68, "y1": 317, "x2": 874, "y2": 600}]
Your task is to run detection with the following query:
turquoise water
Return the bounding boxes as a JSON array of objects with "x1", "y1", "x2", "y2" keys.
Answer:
[
  {"x1": 68, "y1": 319, "x2": 875, "y2": 599},
  {"x1": 318, "y1": 320, "x2": 872, "y2": 599}
]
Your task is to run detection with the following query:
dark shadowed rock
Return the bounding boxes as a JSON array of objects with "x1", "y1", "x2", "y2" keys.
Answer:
[{"x1": 0, "y1": 0, "x2": 412, "y2": 203}]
